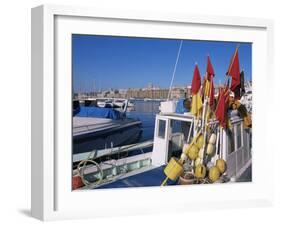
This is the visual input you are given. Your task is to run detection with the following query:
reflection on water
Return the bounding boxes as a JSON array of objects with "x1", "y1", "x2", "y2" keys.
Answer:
[{"x1": 126, "y1": 100, "x2": 160, "y2": 142}]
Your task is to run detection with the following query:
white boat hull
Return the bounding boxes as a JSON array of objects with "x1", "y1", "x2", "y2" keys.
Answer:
[{"x1": 73, "y1": 117, "x2": 142, "y2": 154}]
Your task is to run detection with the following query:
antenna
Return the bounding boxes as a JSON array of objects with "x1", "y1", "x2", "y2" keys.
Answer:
[{"x1": 167, "y1": 40, "x2": 183, "y2": 100}]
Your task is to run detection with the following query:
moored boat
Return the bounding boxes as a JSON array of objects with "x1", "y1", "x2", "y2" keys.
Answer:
[{"x1": 73, "y1": 102, "x2": 142, "y2": 154}]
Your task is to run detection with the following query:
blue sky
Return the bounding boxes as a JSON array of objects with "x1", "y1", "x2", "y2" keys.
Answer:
[{"x1": 72, "y1": 35, "x2": 252, "y2": 92}]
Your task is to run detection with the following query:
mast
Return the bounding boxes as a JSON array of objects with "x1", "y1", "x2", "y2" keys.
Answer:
[{"x1": 167, "y1": 40, "x2": 183, "y2": 101}]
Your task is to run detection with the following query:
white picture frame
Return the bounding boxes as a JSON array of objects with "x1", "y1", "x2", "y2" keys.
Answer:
[{"x1": 31, "y1": 4, "x2": 274, "y2": 221}]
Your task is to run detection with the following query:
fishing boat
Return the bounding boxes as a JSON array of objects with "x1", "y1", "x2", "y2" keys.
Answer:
[
  {"x1": 73, "y1": 100, "x2": 142, "y2": 154},
  {"x1": 73, "y1": 86, "x2": 252, "y2": 189},
  {"x1": 72, "y1": 105, "x2": 251, "y2": 189}
]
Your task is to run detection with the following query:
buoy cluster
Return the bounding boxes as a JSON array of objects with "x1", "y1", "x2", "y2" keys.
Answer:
[
  {"x1": 161, "y1": 130, "x2": 227, "y2": 186},
  {"x1": 160, "y1": 50, "x2": 243, "y2": 186}
]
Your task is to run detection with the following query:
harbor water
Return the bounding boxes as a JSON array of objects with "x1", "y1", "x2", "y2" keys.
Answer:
[{"x1": 126, "y1": 100, "x2": 161, "y2": 143}]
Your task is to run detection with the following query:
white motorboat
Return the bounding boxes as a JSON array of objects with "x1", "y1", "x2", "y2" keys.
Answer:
[
  {"x1": 97, "y1": 99, "x2": 114, "y2": 108},
  {"x1": 97, "y1": 98, "x2": 134, "y2": 108},
  {"x1": 113, "y1": 99, "x2": 125, "y2": 108},
  {"x1": 73, "y1": 116, "x2": 142, "y2": 154},
  {"x1": 127, "y1": 101, "x2": 135, "y2": 108},
  {"x1": 73, "y1": 100, "x2": 142, "y2": 154}
]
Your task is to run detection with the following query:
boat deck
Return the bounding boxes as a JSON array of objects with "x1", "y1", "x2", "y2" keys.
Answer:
[
  {"x1": 96, "y1": 166, "x2": 177, "y2": 189},
  {"x1": 236, "y1": 164, "x2": 252, "y2": 182},
  {"x1": 93, "y1": 162, "x2": 252, "y2": 189}
]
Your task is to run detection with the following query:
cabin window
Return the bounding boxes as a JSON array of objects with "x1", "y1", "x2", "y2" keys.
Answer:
[
  {"x1": 236, "y1": 124, "x2": 242, "y2": 149},
  {"x1": 167, "y1": 120, "x2": 191, "y2": 160},
  {"x1": 157, "y1": 120, "x2": 166, "y2": 139},
  {"x1": 170, "y1": 120, "x2": 192, "y2": 141}
]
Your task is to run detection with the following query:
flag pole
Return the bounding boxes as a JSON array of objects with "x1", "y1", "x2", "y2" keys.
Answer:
[
  {"x1": 200, "y1": 72, "x2": 210, "y2": 164},
  {"x1": 201, "y1": 54, "x2": 216, "y2": 164}
]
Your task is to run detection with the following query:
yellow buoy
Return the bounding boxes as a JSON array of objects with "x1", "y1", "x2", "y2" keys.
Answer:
[
  {"x1": 208, "y1": 166, "x2": 220, "y2": 183},
  {"x1": 187, "y1": 144, "x2": 199, "y2": 160},
  {"x1": 195, "y1": 164, "x2": 206, "y2": 179},
  {"x1": 195, "y1": 157, "x2": 201, "y2": 166},
  {"x1": 198, "y1": 148, "x2": 204, "y2": 159},
  {"x1": 183, "y1": 144, "x2": 190, "y2": 155},
  {"x1": 209, "y1": 133, "x2": 217, "y2": 145},
  {"x1": 164, "y1": 157, "x2": 184, "y2": 181},
  {"x1": 216, "y1": 159, "x2": 227, "y2": 174},
  {"x1": 195, "y1": 134, "x2": 204, "y2": 149},
  {"x1": 206, "y1": 143, "x2": 215, "y2": 155}
]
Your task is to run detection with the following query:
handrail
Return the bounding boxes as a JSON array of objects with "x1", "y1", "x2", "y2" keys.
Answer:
[{"x1": 73, "y1": 139, "x2": 154, "y2": 163}]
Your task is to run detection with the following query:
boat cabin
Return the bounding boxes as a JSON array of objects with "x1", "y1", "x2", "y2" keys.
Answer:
[{"x1": 151, "y1": 112, "x2": 252, "y2": 180}]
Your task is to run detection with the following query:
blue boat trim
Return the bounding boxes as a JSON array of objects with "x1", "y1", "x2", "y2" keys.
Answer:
[{"x1": 75, "y1": 106, "x2": 123, "y2": 120}]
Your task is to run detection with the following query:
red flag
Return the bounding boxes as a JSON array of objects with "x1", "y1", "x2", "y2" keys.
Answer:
[
  {"x1": 191, "y1": 64, "x2": 201, "y2": 95},
  {"x1": 190, "y1": 64, "x2": 203, "y2": 117},
  {"x1": 227, "y1": 48, "x2": 240, "y2": 91},
  {"x1": 215, "y1": 87, "x2": 229, "y2": 128},
  {"x1": 204, "y1": 56, "x2": 215, "y2": 106},
  {"x1": 206, "y1": 55, "x2": 215, "y2": 80}
]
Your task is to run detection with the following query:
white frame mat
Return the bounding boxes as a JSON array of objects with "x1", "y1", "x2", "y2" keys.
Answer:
[{"x1": 31, "y1": 4, "x2": 274, "y2": 221}]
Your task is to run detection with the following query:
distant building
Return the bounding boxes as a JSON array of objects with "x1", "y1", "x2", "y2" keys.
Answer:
[
  {"x1": 74, "y1": 83, "x2": 222, "y2": 100},
  {"x1": 126, "y1": 87, "x2": 169, "y2": 99},
  {"x1": 170, "y1": 87, "x2": 186, "y2": 99}
]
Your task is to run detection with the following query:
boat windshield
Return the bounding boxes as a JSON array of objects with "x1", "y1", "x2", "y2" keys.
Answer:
[{"x1": 167, "y1": 119, "x2": 192, "y2": 161}]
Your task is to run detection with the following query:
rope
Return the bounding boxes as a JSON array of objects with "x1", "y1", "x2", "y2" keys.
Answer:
[
  {"x1": 77, "y1": 150, "x2": 104, "y2": 187},
  {"x1": 77, "y1": 159, "x2": 104, "y2": 187}
]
